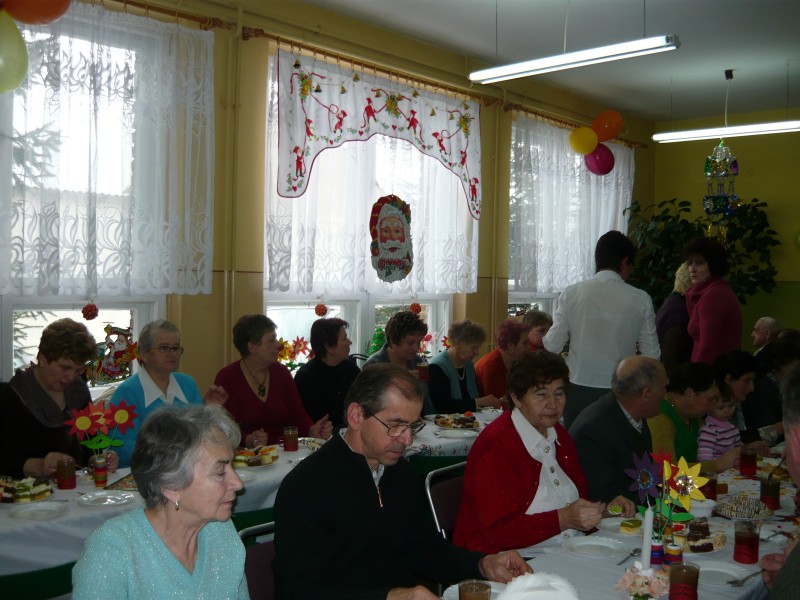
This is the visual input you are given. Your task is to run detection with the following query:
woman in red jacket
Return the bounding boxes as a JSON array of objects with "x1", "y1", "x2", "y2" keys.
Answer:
[
  {"x1": 453, "y1": 351, "x2": 634, "y2": 554},
  {"x1": 684, "y1": 238, "x2": 742, "y2": 366}
]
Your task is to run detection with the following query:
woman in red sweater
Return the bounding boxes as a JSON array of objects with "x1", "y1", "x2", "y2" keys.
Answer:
[
  {"x1": 684, "y1": 237, "x2": 742, "y2": 366},
  {"x1": 454, "y1": 351, "x2": 634, "y2": 554}
]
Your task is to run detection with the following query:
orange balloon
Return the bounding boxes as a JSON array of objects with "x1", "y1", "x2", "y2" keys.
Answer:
[
  {"x1": 4, "y1": 0, "x2": 71, "y2": 25},
  {"x1": 591, "y1": 110, "x2": 624, "y2": 142}
]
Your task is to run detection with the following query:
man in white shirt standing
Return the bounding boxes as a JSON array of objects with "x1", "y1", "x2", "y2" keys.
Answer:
[{"x1": 543, "y1": 231, "x2": 660, "y2": 427}]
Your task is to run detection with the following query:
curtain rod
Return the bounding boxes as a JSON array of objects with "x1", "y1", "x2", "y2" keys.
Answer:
[{"x1": 90, "y1": 0, "x2": 645, "y2": 148}]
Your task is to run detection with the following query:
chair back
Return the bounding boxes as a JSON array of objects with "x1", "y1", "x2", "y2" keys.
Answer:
[
  {"x1": 238, "y1": 521, "x2": 276, "y2": 600},
  {"x1": 349, "y1": 353, "x2": 369, "y2": 365},
  {"x1": 0, "y1": 561, "x2": 75, "y2": 599},
  {"x1": 424, "y1": 461, "x2": 466, "y2": 539}
]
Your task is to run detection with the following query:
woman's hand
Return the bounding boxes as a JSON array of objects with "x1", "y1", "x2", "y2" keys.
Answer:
[
  {"x1": 558, "y1": 498, "x2": 605, "y2": 531},
  {"x1": 478, "y1": 550, "x2": 533, "y2": 582},
  {"x1": 745, "y1": 440, "x2": 771, "y2": 456},
  {"x1": 387, "y1": 586, "x2": 438, "y2": 599},
  {"x1": 249, "y1": 429, "x2": 268, "y2": 447},
  {"x1": 26, "y1": 452, "x2": 73, "y2": 478},
  {"x1": 309, "y1": 415, "x2": 333, "y2": 439},
  {"x1": 605, "y1": 495, "x2": 636, "y2": 518},
  {"x1": 105, "y1": 450, "x2": 120, "y2": 473},
  {"x1": 715, "y1": 446, "x2": 741, "y2": 471},
  {"x1": 203, "y1": 385, "x2": 228, "y2": 406},
  {"x1": 477, "y1": 394, "x2": 502, "y2": 408}
]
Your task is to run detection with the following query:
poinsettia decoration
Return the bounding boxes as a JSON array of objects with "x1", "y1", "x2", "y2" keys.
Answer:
[
  {"x1": 627, "y1": 450, "x2": 706, "y2": 542},
  {"x1": 82, "y1": 303, "x2": 99, "y2": 320},
  {"x1": 65, "y1": 400, "x2": 138, "y2": 455},
  {"x1": 314, "y1": 303, "x2": 328, "y2": 316},
  {"x1": 409, "y1": 302, "x2": 422, "y2": 314}
]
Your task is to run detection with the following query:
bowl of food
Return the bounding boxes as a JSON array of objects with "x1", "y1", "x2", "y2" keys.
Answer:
[{"x1": 689, "y1": 499, "x2": 716, "y2": 518}]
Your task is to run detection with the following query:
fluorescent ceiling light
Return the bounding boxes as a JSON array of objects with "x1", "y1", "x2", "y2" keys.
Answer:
[
  {"x1": 652, "y1": 121, "x2": 800, "y2": 143},
  {"x1": 469, "y1": 35, "x2": 680, "y2": 84}
]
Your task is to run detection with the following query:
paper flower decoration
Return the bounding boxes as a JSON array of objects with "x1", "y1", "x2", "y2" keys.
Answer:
[
  {"x1": 65, "y1": 401, "x2": 138, "y2": 455},
  {"x1": 441, "y1": 336, "x2": 452, "y2": 349},
  {"x1": 615, "y1": 565, "x2": 669, "y2": 600},
  {"x1": 666, "y1": 457, "x2": 708, "y2": 511},
  {"x1": 314, "y1": 303, "x2": 328, "y2": 316},
  {"x1": 82, "y1": 302, "x2": 99, "y2": 320},
  {"x1": 624, "y1": 452, "x2": 662, "y2": 503},
  {"x1": 278, "y1": 336, "x2": 310, "y2": 372},
  {"x1": 409, "y1": 302, "x2": 422, "y2": 314}
]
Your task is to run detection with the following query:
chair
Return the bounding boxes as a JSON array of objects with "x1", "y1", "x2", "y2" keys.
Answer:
[
  {"x1": 238, "y1": 520, "x2": 276, "y2": 600},
  {"x1": 0, "y1": 561, "x2": 75, "y2": 599},
  {"x1": 408, "y1": 454, "x2": 467, "y2": 478},
  {"x1": 424, "y1": 461, "x2": 467, "y2": 540},
  {"x1": 349, "y1": 353, "x2": 369, "y2": 365}
]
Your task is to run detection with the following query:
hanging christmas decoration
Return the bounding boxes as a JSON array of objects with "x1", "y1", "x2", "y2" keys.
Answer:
[
  {"x1": 314, "y1": 303, "x2": 328, "y2": 317},
  {"x1": 369, "y1": 195, "x2": 413, "y2": 282},
  {"x1": 409, "y1": 302, "x2": 422, "y2": 314},
  {"x1": 82, "y1": 303, "x2": 99, "y2": 320}
]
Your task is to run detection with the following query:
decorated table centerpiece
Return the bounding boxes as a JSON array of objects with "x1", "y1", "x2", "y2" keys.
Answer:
[
  {"x1": 616, "y1": 451, "x2": 708, "y2": 598},
  {"x1": 64, "y1": 401, "x2": 138, "y2": 487}
]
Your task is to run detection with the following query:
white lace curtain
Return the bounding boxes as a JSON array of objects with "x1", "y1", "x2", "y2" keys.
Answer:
[
  {"x1": 509, "y1": 115, "x2": 635, "y2": 293},
  {"x1": 0, "y1": 3, "x2": 215, "y2": 297},
  {"x1": 265, "y1": 57, "x2": 478, "y2": 296}
]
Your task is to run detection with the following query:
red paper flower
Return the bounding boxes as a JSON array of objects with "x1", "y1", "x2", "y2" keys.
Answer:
[
  {"x1": 65, "y1": 406, "x2": 101, "y2": 440},
  {"x1": 650, "y1": 448, "x2": 673, "y2": 466},
  {"x1": 108, "y1": 400, "x2": 139, "y2": 435},
  {"x1": 82, "y1": 303, "x2": 99, "y2": 320},
  {"x1": 442, "y1": 336, "x2": 452, "y2": 349},
  {"x1": 409, "y1": 302, "x2": 422, "y2": 314},
  {"x1": 315, "y1": 303, "x2": 328, "y2": 316}
]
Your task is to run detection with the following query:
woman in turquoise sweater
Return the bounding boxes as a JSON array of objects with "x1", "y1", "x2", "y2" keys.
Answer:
[
  {"x1": 72, "y1": 404, "x2": 248, "y2": 599},
  {"x1": 428, "y1": 320, "x2": 503, "y2": 413}
]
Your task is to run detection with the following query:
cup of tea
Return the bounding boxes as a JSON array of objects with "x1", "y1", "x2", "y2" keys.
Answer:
[
  {"x1": 669, "y1": 562, "x2": 699, "y2": 600},
  {"x1": 760, "y1": 477, "x2": 781, "y2": 510},
  {"x1": 56, "y1": 457, "x2": 77, "y2": 490},
  {"x1": 417, "y1": 364, "x2": 430, "y2": 382},
  {"x1": 282, "y1": 426, "x2": 299, "y2": 452},
  {"x1": 458, "y1": 579, "x2": 490, "y2": 600},
  {"x1": 739, "y1": 447, "x2": 758, "y2": 477},
  {"x1": 733, "y1": 520, "x2": 760, "y2": 564}
]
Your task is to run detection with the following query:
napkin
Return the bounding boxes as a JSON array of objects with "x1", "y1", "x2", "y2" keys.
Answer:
[{"x1": 496, "y1": 572, "x2": 578, "y2": 600}]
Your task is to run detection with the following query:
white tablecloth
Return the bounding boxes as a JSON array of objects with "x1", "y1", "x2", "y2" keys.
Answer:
[{"x1": 0, "y1": 412, "x2": 495, "y2": 576}]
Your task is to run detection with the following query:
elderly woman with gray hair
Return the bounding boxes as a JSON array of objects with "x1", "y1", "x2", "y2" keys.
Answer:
[
  {"x1": 72, "y1": 405, "x2": 247, "y2": 599},
  {"x1": 110, "y1": 320, "x2": 228, "y2": 467}
]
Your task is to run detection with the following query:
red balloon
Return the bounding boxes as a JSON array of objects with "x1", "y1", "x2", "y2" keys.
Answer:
[
  {"x1": 591, "y1": 110, "x2": 624, "y2": 142},
  {"x1": 4, "y1": 0, "x2": 72, "y2": 25},
  {"x1": 584, "y1": 143, "x2": 615, "y2": 175}
]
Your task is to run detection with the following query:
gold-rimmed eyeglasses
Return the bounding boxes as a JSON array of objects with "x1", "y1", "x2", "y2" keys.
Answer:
[
  {"x1": 154, "y1": 345, "x2": 184, "y2": 355},
  {"x1": 371, "y1": 415, "x2": 426, "y2": 437}
]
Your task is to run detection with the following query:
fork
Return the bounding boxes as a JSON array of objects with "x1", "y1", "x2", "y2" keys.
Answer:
[{"x1": 727, "y1": 569, "x2": 765, "y2": 587}]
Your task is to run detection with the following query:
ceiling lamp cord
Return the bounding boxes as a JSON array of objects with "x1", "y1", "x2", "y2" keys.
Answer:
[{"x1": 724, "y1": 69, "x2": 733, "y2": 128}]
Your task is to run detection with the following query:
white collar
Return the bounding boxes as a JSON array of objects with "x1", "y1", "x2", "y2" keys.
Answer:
[
  {"x1": 511, "y1": 408, "x2": 558, "y2": 457},
  {"x1": 139, "y1": 367, "x2": 189, "y2": 408}
]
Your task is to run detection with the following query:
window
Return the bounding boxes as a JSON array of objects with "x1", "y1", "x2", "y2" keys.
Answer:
[{"x1": 508, "y1": 115, "x2": 635, "y2": 296}]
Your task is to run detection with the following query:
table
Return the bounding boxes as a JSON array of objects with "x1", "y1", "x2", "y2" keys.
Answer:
[
  {"x1": 447, "y1": 465, "x2": 798, "y2": 599},
  {"x1": 0, "y1": 412, "x2": 495, "y2": 576}
]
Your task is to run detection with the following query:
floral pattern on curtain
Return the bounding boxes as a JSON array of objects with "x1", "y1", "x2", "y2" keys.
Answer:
[
  {"x1": 509, "y1": 115, "x2": 635, "y2": 293},
  {"x1": 277, "y1": 50, "x2": 482, "y2": 219},
  {"x1": 0, "y1": 3, "x2": 215, "y2": 297},
  {"x1": 265, "y1": 57, "x2": 478, "y2": 296}
]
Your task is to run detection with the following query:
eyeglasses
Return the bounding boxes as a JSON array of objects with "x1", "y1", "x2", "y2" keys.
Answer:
[
  {"x1": 370, "y1": 415, "x2": 426, "y2": 437},
  {"x1": 153, "y1": 345, "x2": 184, "y2": 355}
]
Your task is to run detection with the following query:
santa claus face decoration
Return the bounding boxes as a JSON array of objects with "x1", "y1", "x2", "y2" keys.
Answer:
[{"x1": 369, "y1": 195, "x2": 413, "y2": 283}]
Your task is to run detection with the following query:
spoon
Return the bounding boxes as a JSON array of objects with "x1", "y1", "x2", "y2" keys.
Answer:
[
  {"x1": 616, "y1": 547, "x2": 641, "y2": 566},
  {"x1": 727, "y1": 569, "x2": 765, "y2": 587},
  {"x1": 767, "y1": 457, "x2": 785, "y2": 482}
]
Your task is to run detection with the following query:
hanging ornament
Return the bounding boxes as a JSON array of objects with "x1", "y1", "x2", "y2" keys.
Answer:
[
  {"x1": 293, "y1": 58, "x2": 301, "y2": 69},
  {"x1": 314, "y1": 303, "x2": 328, "y2": 317},
  {"x1": 4, "y1": 0, "x2": 72, "y2": 25},
  {"x1": 352, "y1": 72, "x2": 360, "y2": 82},
  {"x1": 412, "y1": 89, "x2": 419, "y2": 98},
  {"x1": 0, "y1": 11, "x2": 29, "y2": 93},
  {"x1": 430, "y1": 108, "x2": 436, "y2": 117},
  {"x1": 82, "y1": 302, "x2": 99, "y2": 321},
  {"x1": 340, "y1": 84, "x2": 346, "y2": 94},
  {"x1": 409, "y1": 302, "x2": 422, "y2": 314},
  {"x1": 314, "y1": 83, "x2": 322, "y2": 93}
]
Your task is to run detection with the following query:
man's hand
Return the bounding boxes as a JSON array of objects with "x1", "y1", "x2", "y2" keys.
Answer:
[
  {"x1": 606, "y1": 495, "x2": 636, "y2": 518},
  {"x1": 478, "y1": 550, "x2": 533, "y2": 583},
  {"x1": 761, "y1": 538, "x2": 799, "y2": 589},
  {"x1": 715, "y1": 446, "x2": 740, "y2": 472},
  {"x1": 386, "y1": 585, "x2": 438, "y2": 599}
]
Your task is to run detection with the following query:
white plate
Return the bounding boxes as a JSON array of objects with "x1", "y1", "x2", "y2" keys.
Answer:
[
  {"x1": 298, "y1": 437, "x2": 325, "y2": 451},
  {"x1": 442, "y1": 581, "x2": 506, "y2": 599},
  {"x1": 77, "y1": 490, "x2": 135, "y2": 507},
  {"x1": 562, "y1": 536, "x2": 629, "y2": 558},
  {"x1": 9, "y1": 501, "x2": 69, "y2": 520},
  {"x1": 235, "y1": 469, "x2": 256, "y2": 483},
  {"x1": 437, "y1": 429, "x2": 479, "y2": 439},
  {"x1": 697, "y1": 560, "x2": 750, "y2": 586},
  {"x1": 760, "y1": 522, "x2": 793, "y2": 547}
]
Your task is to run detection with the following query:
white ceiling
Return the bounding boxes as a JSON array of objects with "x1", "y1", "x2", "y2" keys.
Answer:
[{"x1": 298, "y1": 0, "x2": 800, "y2": 123}]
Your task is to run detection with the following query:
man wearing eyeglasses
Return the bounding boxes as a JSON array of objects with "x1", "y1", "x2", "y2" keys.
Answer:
[{"x1": 274, "y1": 363, "x2": 531, "y2": 599}]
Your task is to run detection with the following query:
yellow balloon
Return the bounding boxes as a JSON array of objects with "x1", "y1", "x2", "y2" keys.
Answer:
[
  {"x1": 570, "y1": 126, "x2": 598, "y2": 155},
  {"x1": 0, "y1": 11, "x2": 29, "y2": 93}
]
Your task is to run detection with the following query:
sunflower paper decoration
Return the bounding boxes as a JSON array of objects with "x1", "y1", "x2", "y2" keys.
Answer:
[
  {"x1": 64, "y1": 400, "x2": 138, "y2": 455},
  {"x1": 666, "y1": 457, "x2": 708, "y2": 511},
  {"x1": 624, "y1": 452, "x2": 661, "y2": 503},
  {"x1": 277, "y1": 336, "x2": 311, "y2": 372}
]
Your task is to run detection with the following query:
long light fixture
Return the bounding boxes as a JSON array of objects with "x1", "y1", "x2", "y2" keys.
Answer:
[
  {"x1": 652, "y1": 120, "x2": 800, "y2": 143},
  {"x1": 469, "y1": 35, "x2": 680, "y2": 84}
]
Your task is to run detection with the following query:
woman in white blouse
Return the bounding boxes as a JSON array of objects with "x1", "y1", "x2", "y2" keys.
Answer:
[{"x1": 454, "y1": 351, "x2": 635, "y2": 554}]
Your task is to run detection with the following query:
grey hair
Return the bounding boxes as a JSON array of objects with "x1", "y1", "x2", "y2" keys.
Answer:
[
  {"x1": 345, "y1": 363, "x2": 422, "y2": 420},
  {"x1": 131, "y1": 404, "x2": 241, "y2": 508},
  {"x1": 782, "y1": 362, "x2": 800, "y2": 427},
  {"x1": 138, "y1": 320, "x2": 181, "y2": 354},
  {"x1": 612, "y1": 359, "x2": 662, "y2": 398}
]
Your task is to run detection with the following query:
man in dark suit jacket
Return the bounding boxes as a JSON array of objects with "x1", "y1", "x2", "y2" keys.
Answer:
[{"x1": 569, "y1": 356, "x2": 667, "y2": 504}]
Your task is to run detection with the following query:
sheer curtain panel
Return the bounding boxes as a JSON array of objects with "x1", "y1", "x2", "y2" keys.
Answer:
[
  {"x1": 265, "y1": 57, "x2": 478, "y2": 297},
  {"x1": 0, "y1": 3, "x2": 215, "y2": 297},
  {"x1": 509, "y1": 116, "x2": 634, "y2": 293}
]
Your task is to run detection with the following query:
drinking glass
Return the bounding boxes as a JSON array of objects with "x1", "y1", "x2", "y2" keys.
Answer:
[
  {"x1": 56, "y1": 457, "x2": 76, "y2": 490},
  {"x1": 733, "y1": 520, "x2": 760, "y2": 564},
  {"x1": 283, "y1": 426, "x2": 299, "y2": 452},
  {"x1": 760, "y1": 477, "x2": 781, "y2": 510},
  {"x1": 458, "y1": 580, "x2": 490, "y2": 600},
  {"x1": 669, "y1": 562, "x2": 699, "y2": 600},
  {"x1": 739, "y1": 447, "x2": 758, "y2": 477}
]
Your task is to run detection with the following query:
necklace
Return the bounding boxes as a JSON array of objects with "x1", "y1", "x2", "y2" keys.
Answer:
[
  {"x1": 456, "y1": 367, "x2": 466, "y2": 381},
  {"x1": 242, "y1": 359, "x2": 268, "y2": 397}
]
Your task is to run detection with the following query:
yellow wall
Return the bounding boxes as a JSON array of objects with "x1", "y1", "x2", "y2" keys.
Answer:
[
  {"x1": 120, "y1": 1, "x2": 795, "y2": 387},
  {"x1": 653, "y1": 110, "x2": 800, "y2": 343}
]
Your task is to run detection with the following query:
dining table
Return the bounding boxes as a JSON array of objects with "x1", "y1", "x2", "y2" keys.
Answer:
[
  {"x1": 0, "y1": 409, "x2": 498, "y2": 576},
  {"x1": 442, "y1": 459, "x2": 798, "y2": 599}
]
